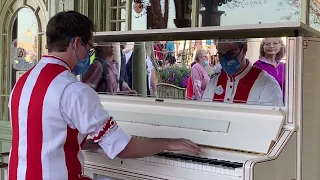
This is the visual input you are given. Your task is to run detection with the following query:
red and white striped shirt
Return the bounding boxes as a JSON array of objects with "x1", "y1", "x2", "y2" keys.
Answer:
[
  {"x1": 8, "y1": 56, "x2": 131, "y2": 180},
  {"x1": 202, "y1": 61, "x2": 283, "y2": 106}
]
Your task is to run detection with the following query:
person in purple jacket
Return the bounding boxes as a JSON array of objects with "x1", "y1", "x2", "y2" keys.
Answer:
[
  {"x1": 191, "y1": 48, "x2": 210, "y2": 100},
  {"x1": 253, "y1": 38, "x2": 286, "y2": 102}
]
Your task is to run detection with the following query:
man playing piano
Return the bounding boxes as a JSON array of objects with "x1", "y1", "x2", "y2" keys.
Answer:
[
  {"x1": 202, "y1": 39, "x2": 283, "y2": 106},
  {"x1": 8, "y1": 11, "x2": 200, "y2": 180}
]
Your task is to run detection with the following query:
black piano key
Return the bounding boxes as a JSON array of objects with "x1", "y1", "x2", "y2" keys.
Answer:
[
  {"x1": 233, "y1": 163, "x2": 243, "y2": 168},
  {"x1": 156, "y1": 153, "x2": 166, "y2": 157},
  {"x1": 208, "y1": 159, "x2": 220, "y2": 165},
  {"x1": 198, "y1": 158, "x2": 211, "y2": 163}
]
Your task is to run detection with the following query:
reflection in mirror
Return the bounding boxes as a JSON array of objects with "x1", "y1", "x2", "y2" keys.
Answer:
[
  {"x1": 84, "y1": 38, "x2": 286, "y2": 107},
  {"x1": 130, "y1": 0, "x2": 302, "y2": 29},
  {"x1": 11, "y1": 8, "x2": 38, "y2": 87},
  {"x1": 199, "y1": 0, "x2": 301, "y2": 27},
  {"x1": 131, "y1": 0, "x2": 194, "y2": 30}
]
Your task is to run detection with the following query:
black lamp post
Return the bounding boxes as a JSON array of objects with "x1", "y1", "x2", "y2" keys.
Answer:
[
  {"x1": 173, "y1": 0, "x2": 232, "y2": 27},
  {"x1": 173, "y1": 0, "x2": 192, "y2": 28},
  {"x1": 199, "y1": 0, "x2": 232, "y2": 26}
]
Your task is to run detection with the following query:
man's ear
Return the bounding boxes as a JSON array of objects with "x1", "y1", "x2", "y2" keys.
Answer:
[{"x1": 72, "y1": 37, "x2": 81, "y2": 50}]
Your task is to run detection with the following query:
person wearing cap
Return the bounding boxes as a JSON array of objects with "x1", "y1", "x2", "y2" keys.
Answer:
[
  {"x1": 8, "y1": 11, "x2": 201, "y2": 180},
  {"x1": 202, "y1": 39, "x2": 283, "y2": 106}
]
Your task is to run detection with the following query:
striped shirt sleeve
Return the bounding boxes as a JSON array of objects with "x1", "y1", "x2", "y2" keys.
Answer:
[{"x1": 60, "y1": 82, "x2": 131, "y2": 159}]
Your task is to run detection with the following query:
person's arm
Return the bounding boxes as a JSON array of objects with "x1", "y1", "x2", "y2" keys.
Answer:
[
  {"x1": 118, "y1": 137, "x2": 200, "y2": 159},
  {"x1": 259, "y1": 78, "x2": 283, "y2": 106},
  {"x1": 61, "y1": 83, "x2": 200, "y2": 159},
  {"x1": 61, "y1": 84, "x2": 131, "y2": 159},
  {"x1": 191, "y1": 65, "x2": 203, "y2": 100},
  {"x1": 82, "y1": 136, "x2": 200, "y2": 159}
]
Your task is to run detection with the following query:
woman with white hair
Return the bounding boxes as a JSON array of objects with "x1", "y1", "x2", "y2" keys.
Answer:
[
  {"x1": 190, "y1": 48, "x2": 210, "y2": 100},
  {"x1": 253, "y1": 38, "x2": 286, "y2": 100}
]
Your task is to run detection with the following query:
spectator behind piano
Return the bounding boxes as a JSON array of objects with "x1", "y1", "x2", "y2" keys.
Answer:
[
  {"x1": 202, "y1": 39, "x2": 283, "y2": 106},
  {"x1": 82, "y1": 45, "x2": 135, "y2": 95},
  {"x1": 191, "y1": 48, "x2": 210, "y2": 100},
  {"x1": 253, "y1": 38, "x2": 286, "y2": 101},
  {"x1": 125, "y1": 50, "x2": 158, "y2": 96}
]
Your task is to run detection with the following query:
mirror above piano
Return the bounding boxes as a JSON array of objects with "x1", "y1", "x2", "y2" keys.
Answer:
[{"x1": 82, "y1": 38, "x2": 287, "y2": 107}]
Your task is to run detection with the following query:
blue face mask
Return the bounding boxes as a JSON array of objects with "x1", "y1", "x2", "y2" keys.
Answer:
[
  {"x1": 203, "y1": 60, "x2": 209, "y2": 67},
  {"x1": 219, "y1": 48, "x2": 243, "y2": 75},
  {"x1": 73, "y1": 52, "x2": 90, "y2": 75},
  {"x1": 219, "y1": 56, "x2": 241, "y2": 75},
  {"x1": 72, "y1": 40, "x2": 91, "y2": 76}
]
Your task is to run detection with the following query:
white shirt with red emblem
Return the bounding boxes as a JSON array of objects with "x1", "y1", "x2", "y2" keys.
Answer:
[
  {"x1": 8, "y1": 56, "x2": 131, "y2": 180},
  {"x1": 202, "y1": 61, "x2": 283, "y2": 106}
]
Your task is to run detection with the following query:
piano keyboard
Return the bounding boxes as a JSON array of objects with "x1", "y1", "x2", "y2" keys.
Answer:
[{"x1": 137, "y1": 152, "x2": 243, "y2": 178}]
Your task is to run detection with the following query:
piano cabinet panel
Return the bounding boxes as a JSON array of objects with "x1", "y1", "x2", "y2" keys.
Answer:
[{"x1": 244, "y1": 130, "x2": 297, "y2": 180}]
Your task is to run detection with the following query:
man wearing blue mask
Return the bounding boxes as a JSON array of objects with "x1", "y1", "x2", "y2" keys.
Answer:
[
  {"x1": 202, "y1": 39, "x2": 283, "y2": 106},
  {"x1": 8, "y1": 11, "x2": 200, "y2": 180}
]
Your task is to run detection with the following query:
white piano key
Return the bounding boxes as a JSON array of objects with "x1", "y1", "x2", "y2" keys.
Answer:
[
  {"x1": 204, "y1": 165, "x2": 211, "y2": 172},
  {"x1": 165, "y1": 159, "x2": 170, "y2": 165},
  {"x1": 193, "y1": 163, "x2": 198, "y2": 170},
  {"x1": 220, "y1": 168, "x2": 225, "y2": 175},
  {"x1": 181, "y1": 162, "x2": 186, "y2": 168},
  {"x1": 211, "y1": 166, "x2": 216, "y2": 173},
  {"x1": 150, "y1": 156, "x2": 155, "y2": 162},
  {"x1": 186, "y1": 162, "x2": 190, "y2": 169},
  {"x1": 177, "y1": 161, "x2": 182, "y2": 167},
  {"x1": 161, "y1": 158, "x2": 166, "y2": 164},
  {"x1": 230, "y1": 169, "x2": 235, "y2": 176},
  {"x1": 169, "y1": 160, "x2": 174, "y2": 166},
  {"x1": 235, "y1": 168, "x2": 242, "y2": 177},
  {"x1": 225, "y1": 168, "x2": 230, "y2": 175},
  {"x1": 216, "y1": 167, "x2": 221, "y2": 174},
  {"x1": 197, "y1": 164, "x2": 203, "y2": 171},
  {"x1": 174, "y1": 160, "x2": 178, "y2": 166}
]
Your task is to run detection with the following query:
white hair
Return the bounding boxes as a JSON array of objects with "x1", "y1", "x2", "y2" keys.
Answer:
[{"x1": 195, "y1": 48, "x2": 207, "y2": 62}]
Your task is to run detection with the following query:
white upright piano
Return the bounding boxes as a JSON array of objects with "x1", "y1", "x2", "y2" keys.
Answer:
[{"x1": 83, "y1": 22, "x2": 320, "y2": 180}]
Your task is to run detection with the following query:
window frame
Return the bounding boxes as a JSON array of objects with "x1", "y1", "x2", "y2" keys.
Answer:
[{"x1": 109, "y1": 0, "x2": 127, "y2": 31}]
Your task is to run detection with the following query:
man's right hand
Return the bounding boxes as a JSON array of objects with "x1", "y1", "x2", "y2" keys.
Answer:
[
  {"x1": 117, "y1": 137, "x2": 201, "y2": 159},
  {"x1": 166, "y1": 139, "x2": 201, "y2": 155}
]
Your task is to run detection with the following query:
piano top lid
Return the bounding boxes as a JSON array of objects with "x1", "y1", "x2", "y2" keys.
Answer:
[
  {"x1": 93, "y1": 22, "x2": 320, "y2": 43},
  {"x1": 99, "y1": 95, "x2": 286, "y2": 154}
]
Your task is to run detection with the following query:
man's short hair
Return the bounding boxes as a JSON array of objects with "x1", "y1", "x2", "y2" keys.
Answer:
[
  {"x1": 46, "y1": 11, "x2": 95, "y2": 52},
  {"x1": 216, "y1": 39, "x2": 247, "y2": 48}
]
